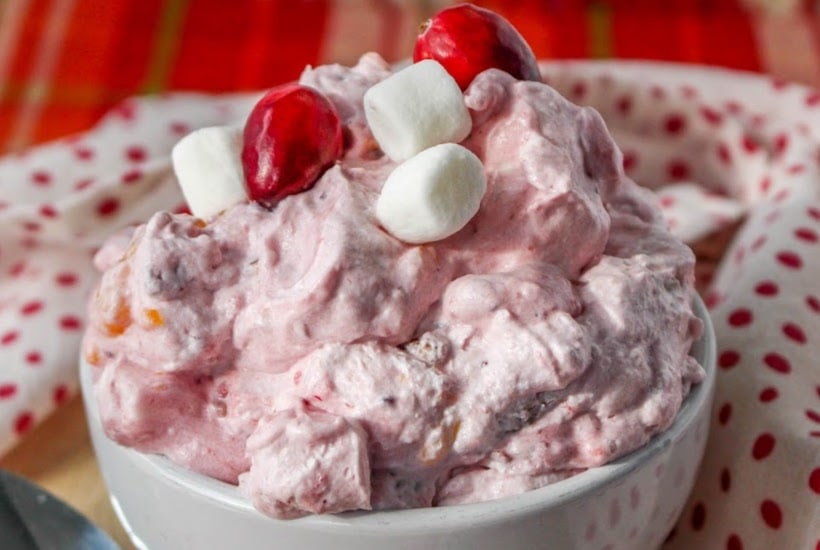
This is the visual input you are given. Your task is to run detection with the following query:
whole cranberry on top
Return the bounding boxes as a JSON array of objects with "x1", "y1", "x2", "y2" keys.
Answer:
[
  {"x1": 242, "y1": 83, "x2": 343, "y2": 205},
  {"x1": 413, "y1": 3, "x2": 541, "y2": 90}
]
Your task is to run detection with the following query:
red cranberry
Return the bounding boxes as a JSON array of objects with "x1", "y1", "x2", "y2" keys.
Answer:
[
  {"x1": 413, "y1": 4, "x2": 541, "y2": 90},
  {"x1": 242, "y1": 84, "x2": 343, "y2": 204}
]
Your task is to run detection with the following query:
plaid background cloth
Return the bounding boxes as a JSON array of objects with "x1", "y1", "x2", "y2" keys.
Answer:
[{"x1": 2, "y1": 0, "x2": 820, "y2": 155}]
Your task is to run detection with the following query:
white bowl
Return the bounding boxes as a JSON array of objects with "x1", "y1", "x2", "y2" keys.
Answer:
[{"x1": 81, "y1": 297, "x2": 715, "y2": 550}]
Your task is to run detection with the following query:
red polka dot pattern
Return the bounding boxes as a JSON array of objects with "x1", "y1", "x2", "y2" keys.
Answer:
[
  {"x1": 760, "y1": 500, "x2": 783, "y2": 529},
  {"x1": 0, "y1": 94, "x2": 241, "y2": 460},
  {"x1": 59, "y1": 315, "x2": 83, "y2": 331},
  {"x1": 612, "y1": 59, "x2": 820, "y2": 550},
  {"x1": 718, "y1": 350, "x2": 740, "y2": 369},
  {"x1": 742, "y1": 134, "x2": 759, "y2": 153},
  {"x1": 73, "y1": 145, "x2": 94, "y2": 161},
  {"x1": 169, "y1": 121, "x2": 189, "y2": 135},
  {"x1": 74, "y1": 178, "x2": 93, "y2": 192},
  {"x1": 20, "y1": 301, "x2": 43, "y2": 316},
  {"x1": 773, "y1": 189, "x2": 790, "y2": 203},
  {"x1": 724, "y1": 100, "x2": 742, "y2": 114},
  {"x1": 775, "y1": 251, "x2": 803, "y2": 269},
  {"x1": 665, "y1": 114, "x2": 686, "y2": 135},
  {"x1": 809, "y1": 468, "x2": 820, "y2": 494},
  {"x1": 616, "y1": 96, "x2": 632, "y2": 115},
  {"x1": 717, "y1": 142, "x2": 732, "y2": 165},
  {"x1": 754, "y1": 281, "x2": 778, "y2": 296},
  {"x1": 727, "y1": 308, "x2": 753, "y2": 327},
  {"x1": 31, "y1": 171, "x2": 51, "y2": 186},
  {"x1": 97, "y1": 197, "x2": 120, "y2": 217},
  {"x1": 795, "y1": 227, "x2": 818, "y2": 242},
  {"x1": 759, "y1": 387, "x2": 778, "y2": 402},
  {"x1": 53, "y1": 385, "x2": 69, "y2": 405},
  {"x1": 691, "y1": 502, "x2": 706, "y2": 530},
  {"x1": 752, "y1": 433, "x2": 776, "y2": 460},
  {"x1": 56, "y1": 272, "x2": 78, "y2": 287},
  {"x1": 681, "y1": 85, "x2": 697, "y2": 99},
  {"x1": 720, "y1": 468, "x2": 731, "y2": 492},
  {"x1": 726, "y1": 534, "x2": 743, "y2": 550},
  {"x1": 700, "y1": 106, "x2": 722, "y2": 125},
  {"x1": 125, "y1": 145, "x2": 147, "y2": 163},
  {"x1": 667, "y1": 160, "x2": 690, "y2": 180},
  {"x1": 39, "y1": 204, "x2": 58, "y2": 218},
  {"x1": 763, "y1": 353, "x2": 791, "y2": 374},
  {"x1": 121, "y1": 169, "x2": 143, "y2": 184},
  {"x1": 774, "y1": 133, "x2": 789, "y2": 156},
  {"x1": 622, "y1": 151, "x2": 637, "y2": 172},
  {"x1": 14, "y1": 412, "x2": 33, "y2": 435},
  {"x1": 704, "y1": 291, "x2": 721, "y2": 309},
  {"x1": 718, "y1": 403, "x2": 733, "y2": 425},
  {"x1": 781, "y1": 323, "x2": 806, "y2": 344}
]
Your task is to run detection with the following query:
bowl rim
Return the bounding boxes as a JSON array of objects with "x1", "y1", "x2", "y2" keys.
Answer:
[{"x1": 83, "y1": 295, "x2": 716, "y2": 535}]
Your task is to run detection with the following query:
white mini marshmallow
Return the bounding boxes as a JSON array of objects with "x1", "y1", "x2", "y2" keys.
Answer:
[
  {"x1": 171, "y1": 126, "x2": 247, "y2": 218},
  {"x1": 376, "y1": 143, "x2": 486, "y2": 244},
  {"x1": 364, "y1": 60, "x2": 472, "y2": 162}
]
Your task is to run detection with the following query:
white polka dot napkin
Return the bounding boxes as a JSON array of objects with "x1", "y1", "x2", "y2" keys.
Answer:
[
  {"x1": 544, "y1": 61, "x2": 819, "y2": 550},
  {"x1": 0, "y1": 62, "x2": 817, "y2": 548},
  {"x1": 0, "y1": 92, "x2": 256, "y2": 451}
]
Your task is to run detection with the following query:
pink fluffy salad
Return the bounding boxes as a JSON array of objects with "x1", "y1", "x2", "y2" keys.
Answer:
[{"x1": 83, "y1": 52, "x2": 704, "y2": 519}]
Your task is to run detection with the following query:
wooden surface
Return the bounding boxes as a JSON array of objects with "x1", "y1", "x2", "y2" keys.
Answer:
[{"x1": 0, "y1": 396, "x2": 132, "y2": 549}]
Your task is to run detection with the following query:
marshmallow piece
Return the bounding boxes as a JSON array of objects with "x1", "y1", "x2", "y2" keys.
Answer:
[
  {"x1": 376, "y1": 143, "x2": 486, "y2": 244},
  {"x1": 364, "y1": 60, "x2": 472, "y2": 162},
  {"x1": 171, "y1": 126, "x2": 247, "y2": 218}
]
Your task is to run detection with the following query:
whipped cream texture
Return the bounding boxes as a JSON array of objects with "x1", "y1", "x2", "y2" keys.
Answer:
[{"x1": 84, "y1": 53, "x2": 704, "y2": 519}]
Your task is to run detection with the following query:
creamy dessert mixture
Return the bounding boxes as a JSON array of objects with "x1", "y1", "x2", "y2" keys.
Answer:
[{"x1": 84, "y1": 5, "x2": 703, "y2": 520}]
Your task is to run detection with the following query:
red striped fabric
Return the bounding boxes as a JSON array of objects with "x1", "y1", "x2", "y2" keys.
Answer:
[{"x1": 1, "y1": 0, "x2": 819, "y2": 154}]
